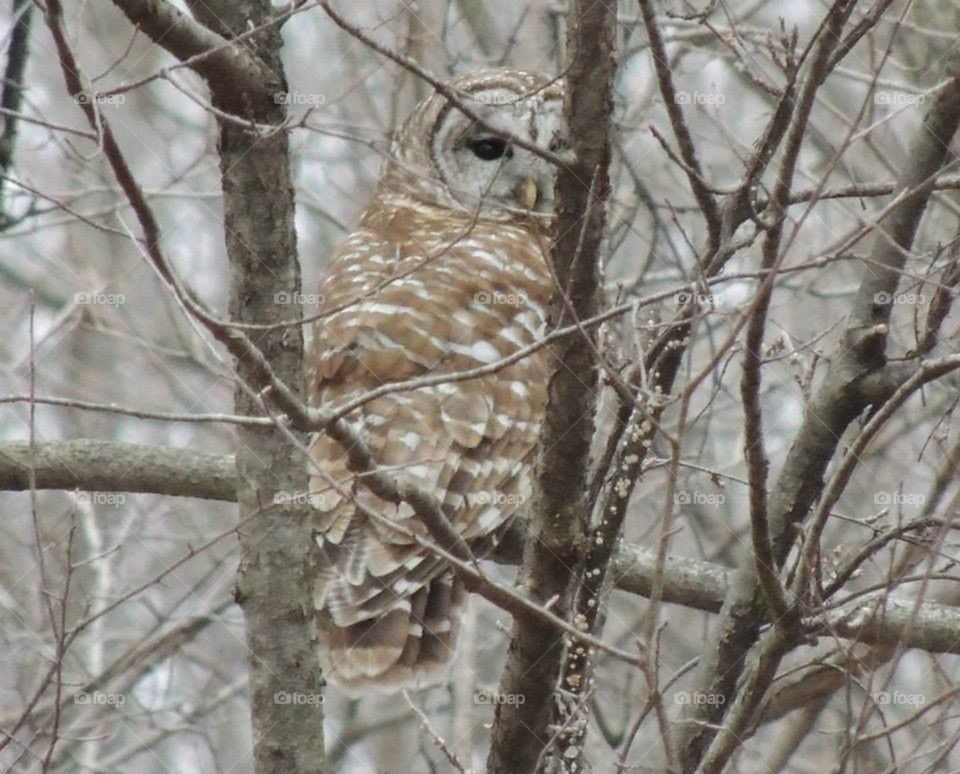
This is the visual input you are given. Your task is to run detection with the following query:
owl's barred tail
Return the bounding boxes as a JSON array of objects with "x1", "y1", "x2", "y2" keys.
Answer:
[{"x1": 322, "y1": 574, "x2": 465, "y2": 692}]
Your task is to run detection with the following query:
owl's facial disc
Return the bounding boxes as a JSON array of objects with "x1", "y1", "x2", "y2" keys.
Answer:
[{"x1": 431, "y1": 85, "x2": 566, "y2": 217}]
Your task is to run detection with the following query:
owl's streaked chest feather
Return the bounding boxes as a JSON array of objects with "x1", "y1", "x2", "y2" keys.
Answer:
[{"x1": 311, "y1": 198, "x2": 553, "y2": 394}]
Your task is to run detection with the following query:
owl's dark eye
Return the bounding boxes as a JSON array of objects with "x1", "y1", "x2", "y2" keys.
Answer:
[{"x1": 468, "y1": 137, "x2": 509, "y2": 161}]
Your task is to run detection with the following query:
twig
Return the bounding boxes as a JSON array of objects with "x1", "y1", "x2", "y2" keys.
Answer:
[
  {"x1": 637, "y1": 0, "x2": 720, "y2": 251},
  {"x1": 402, "y1": 692, "x2": 467, "y2": 773}
]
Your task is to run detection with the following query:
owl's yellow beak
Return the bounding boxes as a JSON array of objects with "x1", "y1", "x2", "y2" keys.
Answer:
[{"x1": 516, "y1": 177, "x2": 539, "y2": 210}]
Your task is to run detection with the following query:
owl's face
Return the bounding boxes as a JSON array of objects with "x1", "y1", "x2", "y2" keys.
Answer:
[{"x1": 383, "y1": 70, "x2": 567, "y2": 220}]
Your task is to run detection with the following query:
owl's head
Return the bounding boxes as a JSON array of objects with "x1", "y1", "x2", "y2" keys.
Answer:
[{"x1": 381, "y1": 69, "x2": 567, "y2": 220}]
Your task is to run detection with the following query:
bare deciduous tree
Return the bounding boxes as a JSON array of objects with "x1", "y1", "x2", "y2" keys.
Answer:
[{"x1": 2, "y1": 1, "x2": 960, "y2": 772}]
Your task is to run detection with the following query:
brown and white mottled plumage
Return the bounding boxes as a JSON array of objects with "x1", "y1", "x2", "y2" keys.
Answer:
[{"x1": 309, "y1": 69, "x2": 565, "y2": 691}]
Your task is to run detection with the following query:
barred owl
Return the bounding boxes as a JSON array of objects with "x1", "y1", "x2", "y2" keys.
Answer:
[{"x1": 309, "y1": 69, "x2": 566, "y2": 691}]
